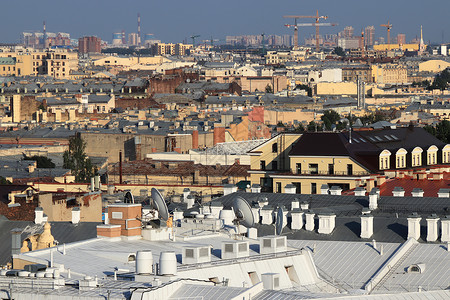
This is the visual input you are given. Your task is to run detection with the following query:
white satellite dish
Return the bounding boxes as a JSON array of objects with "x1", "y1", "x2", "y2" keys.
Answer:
[
  {"x1": 275, "y1": 206, "x2": 284, "y2": 235},
  {"x1": 124, "y1": 191, "x2": 134, "y2": 204},
  {"x1": 151, "y1": 188, "x2": 169, "y2": 221},
  {"x1": 232, "y1": 196, "x2": 254, "y2": 228}
]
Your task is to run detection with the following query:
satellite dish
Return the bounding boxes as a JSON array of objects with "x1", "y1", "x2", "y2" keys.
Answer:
[
  {"x1": 232, "y1": 196, "x2": 254, "y2": 228},
  {"x1": 124, "y1": 191, "x2": 134, "y2": 204},
  {"x1": 275, "y1": 206, "x2": 284, "y2": 235},
  {"x1": 151, "y1": 188, "x2": 169, "y2": 221}
]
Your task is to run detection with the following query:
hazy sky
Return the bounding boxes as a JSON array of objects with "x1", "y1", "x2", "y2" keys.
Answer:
[{"x1": 0, "y1": 0, "x2": 449, "y2": 44}]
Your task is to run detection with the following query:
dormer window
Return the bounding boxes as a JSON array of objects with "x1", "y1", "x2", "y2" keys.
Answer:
[
  {"x1": 411, "y1": 147, "x2": 423, "y2": 167},
  {"x1": 395, "y1": 148, "x2": 407, "y2": 169},
  {"x1": 379, "y1": 149, "x2": 391, "y2": 170},
  {"x1": 442, "y1": 145, "x2": 450, "y2": 163},
  {"x1": 427, "y1": 145, "x2": 438, "y2": 165}
]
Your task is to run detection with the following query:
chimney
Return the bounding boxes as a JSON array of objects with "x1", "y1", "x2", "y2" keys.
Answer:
[
  {"x1": 354, "y1": 187, "x2": 366, "y2": 196},
  {"x1": 291, "y1": 198, "x2": 300, "y2": 210},
  {"x1": 305, "y1": 210, "x2": 315, "y2": 231},
  {"x1": 360, "y1": 212, "x2": 374, "y2": 239},
  {"x1": 11, "y1": 228, "x2": 22, "y2": 256},
  {"x1": 320, "y1": 184, "x2": 329, "y2": 195},
  {"x1": 366, "y1": 178, "x2": 375, "y2": 191},
  {"x1": 96, "y1": 224, "x2": 122, "y2": 238},
  {"x1": 284, "y1": 184, "x2": 296, "y2": 194},
  {"x1": 251, "y1": 184, "x2": 261, "y2": 193},
  {"x1": 329, "y1": 186, "x2": 342, "y2": 196},
  {"x1": 183, "y1": 188, "x2": 190, "y2": 201},
  {"x1": 432, "y1": 172, "x2": 443, "y2": 180},
  {"x1": 261, "y1": 273, "x2": 281, "y2": 290},
  {"x1": 223, "y1": 184, "x2": 238, "y2": 195},
  {"x1": 392, "y1": 187, "x2": 405, "y2": 197},
  {"x1": 108, "y1": 203, "x2": 142, "y2": 237},
  {"x1": 377, "y1": 175, "x2": 386, "y2": 186},
  {"x1": 411, "y1": 188, "x2": 424, "y2": 197},
  {"x1": 407, "y1": 212, "x2": 421, "y2": 240},
  {"x1": 441, "y1": 216, "x2": 450, "y2": 242},
  {"x1": 369, "y1": 191, "x2": 378, "y2": 210},
  {"x1": 90, "y1": 177, "x2": 95, "y2": 192},
  {"x1": 426, "y1": 214, "x2": 439, "y2": 242},
  {"x1": 72, "y1": 207, "x2": 81, "y2": 224},
  {"x1": 317, "y1": 212, "x2": 336, "y2": 234},
  {"x1": 261, "y1": 206, "x2": 274, "y2": 225},
  {"x1": 290, "y1": 209, "x2": 304, "y2": 230},
  {"x1": 35, "y1": 207, "x2": 44, "y2": 224},
  {"x1": 186, "y1": 195, "x2": 194, "y2": 209},
  {"x1": 300, "y1": 201, "x2": 309, "y2": 210}
]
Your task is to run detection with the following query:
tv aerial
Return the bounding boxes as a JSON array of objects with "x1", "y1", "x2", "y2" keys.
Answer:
[
  {"x1": 275, "y1": 206, "x2": 284, "y2": 235},
  {"x1": 151, "y1": 188, "x2": 169, "y2": 221},
  {"x1": 232, "y1": 196, "x2": 254, "y2": 228},
  {"x1": 124, "y1": 190, "x2": 134, "y2": 204}
]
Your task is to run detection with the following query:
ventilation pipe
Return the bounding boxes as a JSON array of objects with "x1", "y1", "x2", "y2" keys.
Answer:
[
  {"x1": 71, "y1": 207, "x2": 81, "y2": 224},
  {"x1": 136, "y1": 250, "x2": 153, "y2": 275},
  {"x1": 441, "y1": 216, "x2": 450, "y2": 242},
  {"x1": 305, "y1": 210, "x2": 315, "y2": 231},
  {"x1": 159, "y1": 251, "x2": 177, "y2": 276},
  {"x1": 369, "y1": 191, "x2": 378, "y2": 210},
  {"x1": 426, "y1": 214, "x2": 439, "y2": 242}
]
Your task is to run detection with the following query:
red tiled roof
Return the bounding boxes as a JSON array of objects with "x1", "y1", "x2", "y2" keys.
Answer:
[{"x1": 379, "y1": 176, "x2": 450, "y2": 197}]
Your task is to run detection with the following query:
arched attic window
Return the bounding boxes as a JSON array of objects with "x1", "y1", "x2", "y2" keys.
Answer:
[
  {"x1": 395, "y1": 148, "x2": 407, "y2": 169},
  {"x1": 411, "y1": 147, "x2": 423, "y2": 167},
  {"x1": 379, "y1": 149, "x2": 391, "y2": 170},
  {"x1": 442, "y1": 144, "x2": 450, "y2": 164},
  {"x1": 427, "y1": 145, "x2": 438, "y2": 165}
]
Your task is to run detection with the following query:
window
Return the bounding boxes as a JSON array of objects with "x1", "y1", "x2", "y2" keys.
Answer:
[
  {"x1": 309, "y1": 163, "x2": 318, "y2": 175},
  {"x1": 311, "y1": 183, "x2": 317, "y2": 194},
  {"x1": 272, "y1": 143, "x2": 278, "y2": 153},
  {"x1": 276, "y1": 182, "x2": 282, "y2": 193},
  {"x1": 296, "y1": 163, "x2": 301, "y2": 174},
  {"x1": 328, "y1": 164, "x2": 334, "y2": 175},
  {"x1": 272, "y1": 160, "x2": 278, "y2": 171},
  {"x1": 347, "y1": 164, "x2": 353, "y2": 175},
  {"x1": 293, "y1": 182, "x2": 301, "y2": 194}
]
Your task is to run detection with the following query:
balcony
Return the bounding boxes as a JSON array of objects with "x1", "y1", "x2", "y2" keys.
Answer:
[{"x1": 293, "y1": 170, "x2": 369, "y2": 177}]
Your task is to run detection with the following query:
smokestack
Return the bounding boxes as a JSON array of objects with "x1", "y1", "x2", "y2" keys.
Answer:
[
  {"x1": 43, "y1": 21, "x2": 47, "y2": 48},
  {"x1": 137, "y1": 13, "x2": 141, "y2": 46},
  {"x1": 119, "y1": 151, "x2": 123, "y2": 184}
]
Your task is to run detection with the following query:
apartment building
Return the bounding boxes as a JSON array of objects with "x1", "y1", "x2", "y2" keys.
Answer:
[
  {"x1": 249, "y1": 127, "x2": 449, "y2": 194},
  {"x1": 372, "y1": 64, "x2": 408, "y2": 85}
]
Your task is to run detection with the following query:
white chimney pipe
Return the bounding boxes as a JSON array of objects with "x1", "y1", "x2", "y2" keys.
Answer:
[
  {"x1": 305, "y1": 210, "x2": 315, "y2": 231},
  {"x1": 407, "y1": 213, "x2": 422, "y2": 240},
  {"x1": 360, "y1": 213, "x2": 374, "y2": 239},
  {"x1": 426, "y1": 215, "x2": 439, "y2": 242}
]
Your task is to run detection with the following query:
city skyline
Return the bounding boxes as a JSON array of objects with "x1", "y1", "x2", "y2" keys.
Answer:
[{"x1": 0, "y1": 0, "x2": 449, "y2": 44}]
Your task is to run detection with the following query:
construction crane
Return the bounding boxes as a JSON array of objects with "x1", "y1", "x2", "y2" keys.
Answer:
[
  {"x1": 380, "y1": 21, "x2": 392, "y2": 50},
  {"x1": 261, "y1": 33, "x2": 266, "y2": 55},
  {"x1": 284, "y1": 10, "x2": 332, "y2": 50},
  {"x1": 360, "y1": 29, "x2": 365, "y2": 57},
  {"x1": 190, "y1": 35, "x2": 200, "y2": 48}
]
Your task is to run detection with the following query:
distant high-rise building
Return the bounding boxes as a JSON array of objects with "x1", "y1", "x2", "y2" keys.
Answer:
[
  {"x1": 128, "y1": 33, "x2": 139, "y2": 46},
  {"x1": 343, "y1": 26, "x2": 354, "y2": 38},
  {"x1": 365, "y1": 26, "x2": 375, "y2": 46},
  {"x1": 397, "y1": 34, "x2": 406, "y2": 45},
  {"x1": 78, "y1": 36, "x2": 101, "y2": 54}
]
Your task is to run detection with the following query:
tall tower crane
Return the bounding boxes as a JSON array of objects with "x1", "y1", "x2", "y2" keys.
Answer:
[
  {"x1": 190, "y1": 35, "x2": 200, "y2": 48},
  {"x1": 380, "y1": 21, "x2": 392, "y2": 50},
  {"x1": 284, "y1": 10, "x2": 332, "y2": 50}
]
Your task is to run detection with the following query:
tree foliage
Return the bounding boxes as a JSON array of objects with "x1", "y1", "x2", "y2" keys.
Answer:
[
  {"x1": 63, "y1": 134, "x2": 96, "y2": 183},
  {"x1": 295, "y1": 84, "x2": 313, "y2": 97},
  {"x1": 22, "y1": 154, "x2": 55, "y2": 168},
  {"x1": 265, "y1": 84, "x2": 273, "y2": 93},
  {"x1": 429, "y1": 69, "x2": 450, "y2": 90},
  {"x1": 333, "y1": 47, "x2": 346, "y2": 57},
  {"x1": 0, "y1": 176, "x2": 11, "y2": 184},
  {"x1": 424, "y1": 120, "x2": 450, "y2": 143},
  {"x1": 320, "y1": 110, "x2": 344, "y2": 131}
]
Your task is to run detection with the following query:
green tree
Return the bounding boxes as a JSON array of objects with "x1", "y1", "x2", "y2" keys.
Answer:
[
  {"x1": 321, "y1": 110, "x2": 341, "y2": 131},
  {"x1": 0, "y1": 176, "x2": 11, "y2": 184},
  {"x1": 333, "y1": 46, "x2": 345, "y2": 57},
  {"x1": 63, "y1": 134, "x2": 96, "y2": 182},
  {"x1": 294, "y1": 123, "x2": 305, "y2": 133},
  {"x1": 430, "y1": 69, "x2": 450, "y2": 90},
  {"x1": 425, "y1": 120, "x2": 450, "y2": 143},
  {"x1": 265, "y1": 84, "x2": 273, "y2": 93},
  {"x1": 22, "y1": 154, "x2": 55, "y2": 168},
  {"x1": 307, "y1": 121, "x2": 321, "y2": 132},
  {"x1": 295, "y1": 84, "x2": 313, "y2": 97}
]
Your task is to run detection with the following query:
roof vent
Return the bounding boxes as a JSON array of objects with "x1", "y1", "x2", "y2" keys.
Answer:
[
  {"x1": 411, "y1": 188, "x2": 424, "y2": 197},
  {"x1": 221, "y1": 241, "x2": 249, "y2": 259},
  {"x1": 392, "y1": 187, "x2": 405, "y2": 197},
  {"x1": 259, "y1": 236, "x2": 287, "y2": 254},
  {"x1": 182, "y1": 245, "x2": 211, "y2": 264}
]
